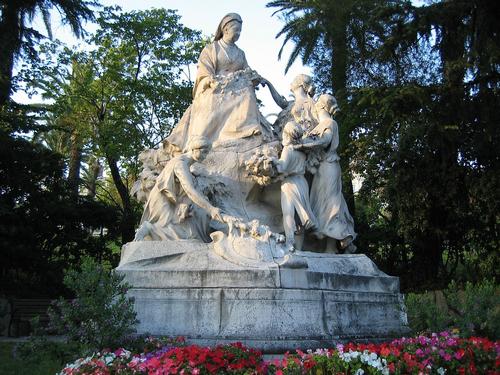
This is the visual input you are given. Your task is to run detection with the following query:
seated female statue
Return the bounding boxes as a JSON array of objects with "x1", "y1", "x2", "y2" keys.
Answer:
[{"x1": 166, "y1": 13, "x2": 275, "y2": 151}]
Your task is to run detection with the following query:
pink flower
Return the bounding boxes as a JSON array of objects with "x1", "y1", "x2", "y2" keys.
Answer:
[{"x1": 127, "y1": 358, "x2": 139, "y2": 368}]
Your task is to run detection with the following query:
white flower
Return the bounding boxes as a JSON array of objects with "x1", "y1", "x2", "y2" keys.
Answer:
[
  {"x1": 350, "y1": 350, "x2": 360, "y2": 359},
  {"x1": 339, "y1": 352, "x2": 351, "y2": 362},
  {"x1": 354, "y1": 369, "x2": 365, "y2": 375},
  {"x1": 314, "y1": 348, "x2": 330, "y2": 357},
  {"x1": 361, "y1": 352, "x2": 371, "y2": 363},
  {"x1": 104, "y1": 353, "x2": 116, "y2": 365},
  {"x1": 437, "y1": 367, "x2": 446, "y2": 375}
]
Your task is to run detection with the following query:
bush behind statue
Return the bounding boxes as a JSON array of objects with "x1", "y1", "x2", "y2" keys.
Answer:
[
  {"x1": 47, "y1": 257, "x2": 138, "y2": 354},
  {"x1": 406, "y1": 279, "x2": 499, "y2": 339}
]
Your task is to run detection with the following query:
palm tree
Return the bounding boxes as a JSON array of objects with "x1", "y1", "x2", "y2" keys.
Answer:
[
  {"x1": 267, "y1": 0, "x2": 384, "y2": 215},
  {"x1": 0, "y1": 0, "x2": 99, "y2": 107},
  {"x1": 267, "y1": 0, "x2": 372, "y2": 96}
]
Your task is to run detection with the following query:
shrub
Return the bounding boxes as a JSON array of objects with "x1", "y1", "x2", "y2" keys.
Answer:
[
  {"x1": 406, "y1": 280, "x2": 500, "y2": 339},
  {"x1": 444, "y1": 280, "x2": 500, "y2": 339},
  {"x1": 48, "y1": 257, "x2": 138, "y2": 354},
  {"x1": 405, "y1": 292, "x2": 451, "y2": 334}
]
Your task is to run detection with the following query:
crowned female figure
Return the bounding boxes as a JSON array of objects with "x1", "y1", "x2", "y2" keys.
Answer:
[{"x1": 166, "y1": 13, "x2": 273, "y2": 151}]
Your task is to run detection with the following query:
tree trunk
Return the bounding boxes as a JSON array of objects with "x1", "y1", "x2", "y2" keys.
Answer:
[
  {"x1": 87, "y1": 157, "x2": 101, "y2": 199},
  {"x1": 412, "y1": 230, "x2": 443, "y2": 287},
  {"x1": 67, "y1": 130, "x2": 82, "y2": 198},
  {"x1": 0, "y1": 3, "x2": 20, "y2": 107},
  {"x1": 329, "y1": 19, "x2": 356, "y2": 219},
  {"x1": 105, "y1": 152, "x2": 136, "y2": 244}
]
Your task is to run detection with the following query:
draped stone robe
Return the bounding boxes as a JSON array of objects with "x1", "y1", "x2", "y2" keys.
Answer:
[{"x1": 166, "y1": 40, "x2": 264, "y2": 151}]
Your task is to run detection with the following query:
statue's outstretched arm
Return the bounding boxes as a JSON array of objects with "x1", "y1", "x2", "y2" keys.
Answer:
[
  {"x1": 175, "y1": 161, "x2": 222, "y2": 221},
  {"x1": 261, "y1": 78, "x2": 288, "y2": 109}
]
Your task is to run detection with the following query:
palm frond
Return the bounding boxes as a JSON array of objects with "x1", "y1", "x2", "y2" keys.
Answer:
[{"x1": 40, "y1": 5, "x2": 54, "y2": 39}]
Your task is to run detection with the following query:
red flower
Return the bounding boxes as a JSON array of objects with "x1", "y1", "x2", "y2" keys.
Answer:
[
  {"x1": 380, "y1": 346, "x2": 391, "y2": 357},
  {"x1": 391, "y1": 347, "x2": 401, "y2": 357},
  {"x1": 146, "y1": 357, "x2": 161, "y2": 370},
  {"x1": 303, "y1": 358, "x2": 317, "y2": 370},
  {"x1": 455, "y1": 348, "x2": 466, "y2": 360}
]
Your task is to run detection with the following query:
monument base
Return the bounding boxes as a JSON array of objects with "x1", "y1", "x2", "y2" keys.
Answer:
[{"x1": 117, "y1": 241, "x2": 409, "y2": 352}]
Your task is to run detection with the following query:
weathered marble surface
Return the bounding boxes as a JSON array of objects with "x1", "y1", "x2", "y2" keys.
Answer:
[{"x1": 117, "y1": 241, "x2": 408, "y2": 351}]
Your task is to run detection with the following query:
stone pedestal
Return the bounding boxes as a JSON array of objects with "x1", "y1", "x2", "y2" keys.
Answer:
[{"x1": 117, "y1": 241, "x2": 408, "y2": 352}]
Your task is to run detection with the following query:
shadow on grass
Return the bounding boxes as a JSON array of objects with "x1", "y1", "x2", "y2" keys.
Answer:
[{"x1": 0, "y1": 342, "x2": 62, "y2": 375}]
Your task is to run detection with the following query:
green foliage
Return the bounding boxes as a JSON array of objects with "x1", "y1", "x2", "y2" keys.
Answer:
[
  {"x1": 406, "y1": 280, "x2": 500, "y2": 339},
  {"x1": 444, "y1": 280, "x2": 500, "y2": 339},
  {"x1": 20, "y1": 7, "x2": 205, "y2": 243},
  {"x1": 0, "y1": 0, "x2": 99, "y2": 106},
  {"x1": 0, "y1": 112, "x2": 120, "y2": 297},
  {"x1": 47, "y1": 257, "x2": 138, "y2": 354},
  {"x1": 15, "y1": 329, "x2": 78, "y2": 367},
  {"x1": 271, "y1": 0, "x2": 500, "y2": 289},
  {"x1": 405, "y1": 292, "x2": 451, "y2": 335}
]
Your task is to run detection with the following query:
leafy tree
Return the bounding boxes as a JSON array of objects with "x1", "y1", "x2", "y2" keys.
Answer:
[
  {"x1": 0, "y1": 109, "x2": 120, "y2": 297},
  {"x1": 269, "y1": 0, "x2": 499, "y2": 289},
  {"x1": 349, "y1": 0, "x2": 500, "y2": 288},
  {"x1": 0, "y1": 0, "x2": 99, "y2": 107},
  {"x1": 23, "y1": 7, "x2": 204, "y2": 243}
]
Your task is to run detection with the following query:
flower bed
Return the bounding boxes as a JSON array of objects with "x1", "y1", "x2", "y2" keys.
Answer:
[{"x1": 58, "y1": 332, "x2": 499, "y2": 374}]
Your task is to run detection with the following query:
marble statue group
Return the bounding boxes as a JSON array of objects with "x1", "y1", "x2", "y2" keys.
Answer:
[
  {"x1": 121, "y1": 13, "x2": 408, "y2": 347},
  {"x1": 133, "y1": 12, "x2": 356, "y2": 257}
]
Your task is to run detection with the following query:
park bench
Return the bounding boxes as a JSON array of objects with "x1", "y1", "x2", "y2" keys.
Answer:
[{"x1": 8, "y1": 298, "x2": 52, "y2": 337}]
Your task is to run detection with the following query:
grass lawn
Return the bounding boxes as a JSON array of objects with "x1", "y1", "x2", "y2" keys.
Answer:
[{"x1": 0, "y1": 342, "x2": 62, "y2": 375}]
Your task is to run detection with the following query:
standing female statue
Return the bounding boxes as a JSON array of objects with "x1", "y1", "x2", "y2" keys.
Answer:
[
  {"x1": 295, "y1": 94, "x2": 356, "y2": 253},
  {"x1": 272, "y1": 74, "x2": 318, "y2": 139},
  {"x1": 166, "y1": 13, "x2": 275, "y2": 151}
]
